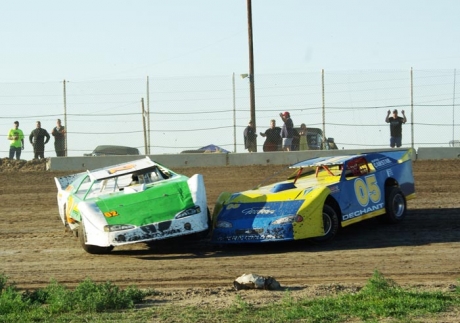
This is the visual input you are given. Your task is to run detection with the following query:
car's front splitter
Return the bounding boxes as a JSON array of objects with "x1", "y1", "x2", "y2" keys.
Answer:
[
  {"x1": 109, "y1": 215, "x2": 207, "y2": 245},
  {"x1": 212, "y1": 222, "x2": 294, "y2": 244}
]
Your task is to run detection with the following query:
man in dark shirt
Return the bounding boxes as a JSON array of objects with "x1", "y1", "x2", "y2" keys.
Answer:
[
  {"x1": 243, "y1": 120, "x2": 257, "y2": 153},
  {"x1": 243, "y1": 120, "x2": 258, "y2": 152},
  {"x1": 279, "y1": 111, "x2": 294, "y2": 151},
  {"x1": 385, "y1": 109, "x2": 407, "y2": 148},
  {"x1": 29, "y1": 121, "x2": 50, "y2": 159},
  {"x1": 51, "y1": 118, "x2": 66, "y2": 157},
  {"x1": 260, "y1": 119, "x2": 281, "y2": 152}
]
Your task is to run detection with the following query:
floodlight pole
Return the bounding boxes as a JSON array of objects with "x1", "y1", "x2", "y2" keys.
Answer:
[
  {"x1": 247, "y1": 0, "x2": 257, "y2": 151},
  {"x1": 141, "y1": 98, "x2": 148, "y2": 155}
]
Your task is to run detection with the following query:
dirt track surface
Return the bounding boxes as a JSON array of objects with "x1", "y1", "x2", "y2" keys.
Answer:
[{"x1": 1, "y1": 158, "x2": 460, "y2": 310}]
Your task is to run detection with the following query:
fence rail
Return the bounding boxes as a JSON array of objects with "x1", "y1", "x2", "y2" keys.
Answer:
[{"x1": 1, "y1": 69, "x2": 458, "y2": 160}]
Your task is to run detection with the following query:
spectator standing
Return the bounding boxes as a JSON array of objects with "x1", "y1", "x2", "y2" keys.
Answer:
[
  {"x1": 7, "y1": 121, "x2": 24, "y2": 160},
  {"x1": 29, "y1": 121, "x2": 50, "y2": 159},
  {"x1": 279, "y1": 111, "x2": 294, "y2": 151},
  {"x1": 51, "y1": 118, "x2": 66, "y2": 156},
  {"x1": 298, "y1": 123, "x2": 309, "y2": 151},
  {"x1": 385, "y1": 109, "x2": 407, "y2": 148},
  {"x1": 243, "y1": 120, "x2": 257, "y2": 152},
  {"x1": 260, "y1": 119, "x2": 281, "y2": 152}
]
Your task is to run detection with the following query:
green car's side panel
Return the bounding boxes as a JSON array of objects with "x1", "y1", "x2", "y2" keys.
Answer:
[{"x1": 95, "y1": 180, "x2": 194, "y2": 227}]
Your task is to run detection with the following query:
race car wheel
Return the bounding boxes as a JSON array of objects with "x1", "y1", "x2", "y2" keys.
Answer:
[
  {"x1": 78, "y1": 221, "x2": 113, "y2": 254},
  {"x1": 310, "y1": 204, "x2": 340, "y2": 243},
  {"x1": 382, "y1": 186, "x2": 406, "y2": 223}
]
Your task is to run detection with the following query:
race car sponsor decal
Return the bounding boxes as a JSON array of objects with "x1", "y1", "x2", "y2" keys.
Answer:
[
  {"x1": 371, "y1": 157, "x2": 392, "y2": 169},
  {"x1": 65, "y1": 196, "x2": 79, "y2": 223},
  {"x1": 220, "y1": 200, "x2": 304, "y2": 221},
  {"x1": 103, "y1": 210, "x2": 119, "y2": 218},
  {"x1": 329, "y1": 185, "x2": 339, "y2": 194},
  {"x1": 242, "y1": 207, "x2": 276, "y2": 215},
  {"x1": 107, "y1": 164, "x2": 135, "y2": 174},
  {"x1": 216, "y1": 234, "x2": 282, "y2": 242},
  {"x1": 216, "y1": 226, "x2": 292, "y2": 241},
  {"x1": 342, "y1": 203, "x2": 384, "y2": 221},
  {"x1": 302, "y1": 187, "x2": 314, "y2": 196},
  {"x1": 226, "y1": 203, "x2": 241, "y2": 210},
  {"x1": 114, "y1": 228, "x2": 182, "y2": 242}
]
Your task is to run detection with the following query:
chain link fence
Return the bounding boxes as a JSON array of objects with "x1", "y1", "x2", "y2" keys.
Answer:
[{"x1": 1, "y1": 69, "x2": 458, "y2": 160}]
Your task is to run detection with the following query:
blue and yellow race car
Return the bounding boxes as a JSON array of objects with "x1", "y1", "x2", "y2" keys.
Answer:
[{"x1": 211, "y1": 149, "x2": 416, "y2": 244}]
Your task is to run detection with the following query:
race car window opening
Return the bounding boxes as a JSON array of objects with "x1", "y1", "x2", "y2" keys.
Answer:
[
  {"x1": 86, "y1": 177, "x2": 126, "y2": 198},
  {"x1": 156, "y1": 165, "x2": 172, "y2": 179},
  {"x1": 293, "y1": 168, "x2": 303, "y2": 184},
  {"x1": 149, "y1": 167, "x2": 165, "y2": 182},
  {"x1": 287, "y1": 167, "x2": 315, "y2": 181},
  {"x1": 75, "y1": 176, "x2": 91, "y2": 199},
  {"x1": 344, "y1": 157, "x2": 371, "y2": 178},
  {"x1": 315, "y1": 165, "x2": 337, "y2": 178}
]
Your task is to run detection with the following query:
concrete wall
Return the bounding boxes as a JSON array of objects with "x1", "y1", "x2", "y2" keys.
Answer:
[
  {"x1": 44, "y1": 147, "x2": 445, "y2": 172},
  {"x1": 47, "y1": 147, "x2": 460, "y2": 172},
  {"x1": 417, "y1": 147, "x2": 460, "y2": 160}
]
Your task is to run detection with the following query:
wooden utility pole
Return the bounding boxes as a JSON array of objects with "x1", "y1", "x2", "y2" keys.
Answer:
[{"x1": 247, "y1": 0, "x2": 256, "y2": 151}]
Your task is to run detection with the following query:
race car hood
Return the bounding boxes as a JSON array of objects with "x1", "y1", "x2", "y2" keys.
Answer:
[
  {"x1": 95, "y1": 180, "x2": 195, "y2": 227},
  {"x1": 216, "y1": 199, "x2": 305, "y2": 223}
]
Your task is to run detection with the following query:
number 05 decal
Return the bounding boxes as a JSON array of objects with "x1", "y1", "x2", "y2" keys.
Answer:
[{"x1": 354, "y1": 174, "x2": 381, "y2": 207}]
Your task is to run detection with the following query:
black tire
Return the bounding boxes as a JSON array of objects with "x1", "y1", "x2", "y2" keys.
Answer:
[
  {"x1": 78, "y1": 221, "x2": 113, "y2": 254},
  {"x1": 310, "y1": 204, "x2": 340, "y2": 243},
  {"x1": 382, "y1": 186, "x2": 406, "y2": 223}
]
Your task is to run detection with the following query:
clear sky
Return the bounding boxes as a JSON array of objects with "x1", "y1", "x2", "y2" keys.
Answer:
[{"x1": 1, "y1": 0, "x2": 459, "y2": 82}]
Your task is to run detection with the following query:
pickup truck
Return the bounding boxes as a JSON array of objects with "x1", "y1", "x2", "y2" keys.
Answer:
[{"x1": 292, "y1": 127, "x2": 337, "y2": 150}]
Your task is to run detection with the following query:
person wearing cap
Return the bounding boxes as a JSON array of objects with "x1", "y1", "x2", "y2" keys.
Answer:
[
  {"x1": 29, "y1": 121, "x2": 50, "y2": 159},
  {"x1": 260, "y1": 119, "x2": 281, "y2": 152},
  {"x1": 279, "y1": 111, "x2": 294, "y2": 151},
  {"x1": 385, "y1": 109, "x2": 407, "y2": 148},
  {"x1": 243, "y1": 120, "x2": 257, "y2": 152},
  {"x1": 7, "y1": 121, "x2": 24, "y2": 160}
]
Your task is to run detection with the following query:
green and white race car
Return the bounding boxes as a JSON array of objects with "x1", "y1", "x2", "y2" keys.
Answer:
[{"x1": 55, "y1": 157, "x2": 209, "y2": 254}]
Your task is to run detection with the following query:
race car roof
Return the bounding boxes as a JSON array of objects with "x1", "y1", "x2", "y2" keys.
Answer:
[
  {"x1": 290, "y1": 155, "x2": 362, "y2": 168},
  {"x1": 290, "y1": 149, "x2": 414, "y2": 169},
  {"x1": 89, "y1": 157, "x2": 158, "y2": 181}
]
